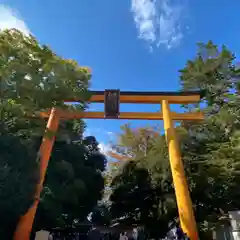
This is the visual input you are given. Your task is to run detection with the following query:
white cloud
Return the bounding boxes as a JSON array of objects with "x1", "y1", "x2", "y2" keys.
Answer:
[
  {"x1": 98, "y1": 143, "x2": 112, "y2": 155},
  {"x1": 0, "y1": 5, "x2": 30, "y2": 35},
  {"x1": 131, "y1": 0, "x2": 186, "y2": 50}
]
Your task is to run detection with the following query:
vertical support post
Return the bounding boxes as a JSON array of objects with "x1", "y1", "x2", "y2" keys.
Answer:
[
  {"x1": 162, "y1": 100, "x2": 198, "y2": 240},
  {"x1": 14, "y1": 108, "x2": 60, "y2": 240}
]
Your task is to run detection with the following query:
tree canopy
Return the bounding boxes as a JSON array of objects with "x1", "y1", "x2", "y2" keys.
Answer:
[
  {"x1": 0, "y1": 135, "x2": 39, "y2": 238},
  {"x1": 33, "y1": 133, "x2": 107, "y2": 231},
  {"x1": 0, "y1": 29, "x2": 91, "y2": 114},
  {"x1": 0, "y1": 29, "x2": 106, "y2": 239},
  {"x1": 109, "y1": 126, "x2": 175, "y2": 238}
]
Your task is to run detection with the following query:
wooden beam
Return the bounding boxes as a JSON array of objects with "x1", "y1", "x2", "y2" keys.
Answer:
[
  {"x1": 64, "y1": 90, "x2": 202, "y2": 104},
  {"x1": 39, "y1": 111, "x2": 204, "y2": 121}
]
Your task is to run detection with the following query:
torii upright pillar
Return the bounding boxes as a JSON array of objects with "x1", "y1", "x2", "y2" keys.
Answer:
[
  {"x1": 162, "y1": 100, "x2": 199, "y2": 240},
  {"x1": 14, "y1": 108, "x2": 60, "y2": 240}
]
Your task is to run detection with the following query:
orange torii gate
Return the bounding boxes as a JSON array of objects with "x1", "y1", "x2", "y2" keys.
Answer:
[{"x1": 14, "y1": 90, "x2": 203, "y2": 240}]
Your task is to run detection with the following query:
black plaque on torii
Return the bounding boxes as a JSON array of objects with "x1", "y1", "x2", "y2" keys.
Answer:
[{"x1": 104, "y1": 89, "x2": 120, "y2": 119}]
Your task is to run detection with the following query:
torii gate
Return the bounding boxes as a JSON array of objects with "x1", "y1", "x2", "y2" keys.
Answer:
[{"x1": 14, "y1": 90, "x2": 203, "y2": 240}]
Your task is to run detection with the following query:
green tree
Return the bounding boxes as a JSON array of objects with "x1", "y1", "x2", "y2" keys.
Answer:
[
  {"x1": 0, "y1": 28, "x2": 91, "y2": 238},
  {"x1": 109, "y1": 126, "x2": 176, "y2": 238},
  {"x1": 179, "y1": 41, "x2": 240, "y2": 235},
  {"x1": 33, "y1": 133, "x2": 107, "y2": 231},
  {"x1": 0, "y1": 28, "x2": 91, "y2": 139},
  {"x1": 91, "y1": 203, "x2": 111, "y2": 226},
  {"x1": 0, "y1": 135, "x2": 38, "y2": 239},
  {"x1": 0, "y1": 29, "x2": 91, "y2": 115}
]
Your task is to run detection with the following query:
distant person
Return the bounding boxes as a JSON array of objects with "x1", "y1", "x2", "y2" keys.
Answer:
[
  {"x1": 119, "y1": 232, "x2": 128, "y2": 240},
  {"x1": 132, "y1": 228, "x2": 138, "y2": 240}
]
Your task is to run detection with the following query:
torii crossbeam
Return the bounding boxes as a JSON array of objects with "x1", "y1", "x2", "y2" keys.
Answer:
[{"x1": 14, "y1": 90, "x2": 203, "y2": 240}]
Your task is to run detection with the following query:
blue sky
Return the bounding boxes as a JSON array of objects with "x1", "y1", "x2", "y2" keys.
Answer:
[{"x1": 1, "y1": 0, "x2": 240, "y2": 155}]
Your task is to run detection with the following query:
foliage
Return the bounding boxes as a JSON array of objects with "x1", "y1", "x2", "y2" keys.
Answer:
[
  {"x1": 0, "y1": 28, "x2": 91, "y2": 139},
  {"x1": 179, "y1": 41, "x2": 240, "y2": 234},
  {"x1": 0, "y1": 135, "x2": 39, "y2": 239},
  {"x1": 33, "y1": 133, "x2": 107, "y2": 231},
  {"x1": 0, "y1": 29, "x2": 91, "y2": 115},
  {"x1": 91, "y1": 203, "x2": 111, "y2": 226},
  {"x1": 0, "y1": 28, "x2": 96, "y2": 238},
  {"x1": 109, "y1": 126, "x2": 176, "y2": 238}
]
